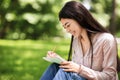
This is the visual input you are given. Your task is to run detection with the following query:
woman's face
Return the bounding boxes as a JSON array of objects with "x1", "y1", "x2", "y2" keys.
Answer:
[{"x1": 60, "y1": 18, "x2": 83, "y2": 38}]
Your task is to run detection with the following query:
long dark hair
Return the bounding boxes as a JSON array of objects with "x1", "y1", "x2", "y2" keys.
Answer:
[
  {"x1": 59, "y1": 1, "x2": 110, "y2": 68},
  {"x1": 59, "y1": 1, "x2": 108, "y2": 32}
]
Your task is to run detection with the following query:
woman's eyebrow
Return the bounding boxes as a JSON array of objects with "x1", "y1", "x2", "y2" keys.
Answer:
[{"x1": 63, "y1": 22, "x2": 69, "y2": 27}]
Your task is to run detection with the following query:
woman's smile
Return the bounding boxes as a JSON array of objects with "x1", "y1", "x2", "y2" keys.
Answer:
[{"x1": 60, "y1": 18, "x2": 82, "y2": 37}]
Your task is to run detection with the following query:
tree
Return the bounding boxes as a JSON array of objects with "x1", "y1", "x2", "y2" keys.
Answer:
[
  {"x1": 0, "y1": 0, "x2": 62, "y2": 40},
  {"x1": 89, "y1": 0, "x2": 120, "y2": 35},
  {"x1": 108, "y1": 0, "x2": 116, "y2": 34}
]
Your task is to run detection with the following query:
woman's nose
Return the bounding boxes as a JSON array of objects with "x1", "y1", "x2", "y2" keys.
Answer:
[{"x1": 66, "y1": 29, "x2": 71, "y2": 33}]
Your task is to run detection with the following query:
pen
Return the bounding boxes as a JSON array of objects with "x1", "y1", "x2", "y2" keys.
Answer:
[{"x1": 52, "y1": 46, "x2": 56, "y2": 53}]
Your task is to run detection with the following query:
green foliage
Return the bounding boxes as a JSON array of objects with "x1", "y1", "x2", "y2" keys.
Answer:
[
  {"x1": 90, "y1": 0, "x2": 120, "y2": 33},
  {"x1": 116, "y1": 17, "x2": 120, "y2": 34},
  {"x1": 0, "y1": 0, "x2": 62, "y2": 39},
  {"x1": 0, "y1": 0, "x2": 120, "y2": 39}
]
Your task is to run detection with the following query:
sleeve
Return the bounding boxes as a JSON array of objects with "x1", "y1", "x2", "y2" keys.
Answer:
[{"x1": 78, "y1": 34, "x2": 118, "y2": 80}]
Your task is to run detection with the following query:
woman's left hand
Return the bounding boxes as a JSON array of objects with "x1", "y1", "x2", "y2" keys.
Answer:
[{"x1": 59, "y1": 61, "x2": 80, "y2": 73}]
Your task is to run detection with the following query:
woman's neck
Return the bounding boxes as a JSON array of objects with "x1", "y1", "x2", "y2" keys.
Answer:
[
  {"x1": 79, "y1": 29, "x2": 90, "y2": 55},
  {"x1": 80, "y1": 29, "x2": 89, "y2": 42}
]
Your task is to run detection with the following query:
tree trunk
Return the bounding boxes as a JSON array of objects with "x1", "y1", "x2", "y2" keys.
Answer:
[
  {"x1": 0, "y1": 16, "x2": 9, "y2": 39},
  {"x1": 108, "y1": 0, "x2": 116, "y2": 34}
]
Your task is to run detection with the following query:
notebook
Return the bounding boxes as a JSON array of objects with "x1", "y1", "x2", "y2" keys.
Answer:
[{"x1": 43, "y1": 55, "x2": 66, "y2": 64}]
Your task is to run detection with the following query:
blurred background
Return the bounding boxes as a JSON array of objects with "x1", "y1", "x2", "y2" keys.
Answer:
[{"x1": 0, "y1": 0, "x2": 120, "y2": 80}]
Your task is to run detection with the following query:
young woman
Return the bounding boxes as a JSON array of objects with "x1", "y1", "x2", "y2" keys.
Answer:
[{"x1": 40, "y1": 1, "x2": 118, "y2": 80}]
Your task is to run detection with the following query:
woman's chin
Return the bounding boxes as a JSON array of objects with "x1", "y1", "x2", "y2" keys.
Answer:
[{"x1": 73, "y1": 34, "x2": 79, "y2": 38}]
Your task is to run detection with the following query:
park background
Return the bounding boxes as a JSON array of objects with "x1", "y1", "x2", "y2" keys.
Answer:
[{"x1": 0, "y1": 0, "x2": 120, "y2": 80}]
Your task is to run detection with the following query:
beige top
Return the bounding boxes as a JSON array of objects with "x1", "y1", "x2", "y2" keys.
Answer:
[{"x1": 72, "y1": 33, "x2": 118, "y2": 80}]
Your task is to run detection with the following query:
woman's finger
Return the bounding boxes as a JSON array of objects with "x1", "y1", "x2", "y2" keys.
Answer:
[
  {"x1": 47, "y1": 51, "x2": 55, "y2": 57},
  {"x1": 59, "y1": 65, "x2": 70, "y2": 69},
  {"x1": 63, "y1": 68, "x2": 73, "y2": 72},
  {"x1": 60, "y1": 61, "x2": 70, "y2": 65},
  {"x1": 47, "y1": 51, "x2": 59, "y2": 58}
]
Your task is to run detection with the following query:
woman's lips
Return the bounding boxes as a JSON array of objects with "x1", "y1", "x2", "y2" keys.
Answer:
[{"x1": 71, "y1": 31, "x2": 75, "y2": 36}]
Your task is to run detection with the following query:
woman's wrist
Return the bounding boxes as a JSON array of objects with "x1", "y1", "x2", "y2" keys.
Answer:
[{"x1": 77, "y1": 65, "x2": 82, "y2": 74}]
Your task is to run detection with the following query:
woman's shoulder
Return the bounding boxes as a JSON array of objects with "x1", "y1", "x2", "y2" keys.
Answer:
[
  {"x1": 95, "y1": 32, "x2": 116, "y2": 44},
  {"x1": 98, "y1": 32, "x2": 115, "y2": 40}
]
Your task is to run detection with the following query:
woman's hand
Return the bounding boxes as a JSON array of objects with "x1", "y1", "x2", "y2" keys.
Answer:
[
  {"x1": 47, "y1": 51, "x2": 58, "y2": 57},
  {"x1": 59, "y1": 61, "x2": 80, "y2": 73}
]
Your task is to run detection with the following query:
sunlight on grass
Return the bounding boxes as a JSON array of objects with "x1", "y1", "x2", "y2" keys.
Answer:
[
  {"x1": 23, "y1": 51, "x2": 34, "y2": 58},
  {"x1": 118, "y1": 44, "x2": 120, "y2": 57},
  {"x1": 0, "y1": 39, "x2": 70, "y2": 80}
]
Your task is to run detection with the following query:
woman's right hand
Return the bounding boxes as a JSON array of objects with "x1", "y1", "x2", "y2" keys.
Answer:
[{"x1": 47, "y1": 51, "x2": 58, "y2": 58}]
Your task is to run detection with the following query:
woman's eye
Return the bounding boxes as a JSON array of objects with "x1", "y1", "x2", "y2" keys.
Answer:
[
  {"x1": 66, "y1": 24, "x2": 70, "y2": 27},
  {"x1": 63, "y1": 23, "x2": 70, "y2": 29}
]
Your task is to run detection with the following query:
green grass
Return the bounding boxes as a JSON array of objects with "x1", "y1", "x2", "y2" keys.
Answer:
[
  {"x1": 118, "y1": 44, "x2": 120, "y2": 57},
  {"x1": 0, "y1": 39, "x2": 70, "y2": 80},
  {"x1": 0, "y1": 39, "x2": 120, "y2": 80}
]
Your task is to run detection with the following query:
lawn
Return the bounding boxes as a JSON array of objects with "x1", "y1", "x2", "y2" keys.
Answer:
[
  {"x1": 0, "y1": 39, "x2": 120, "y2": 80},
  {"x1": 0, "y1": 39, "x2": 70, "y2": 80}
]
